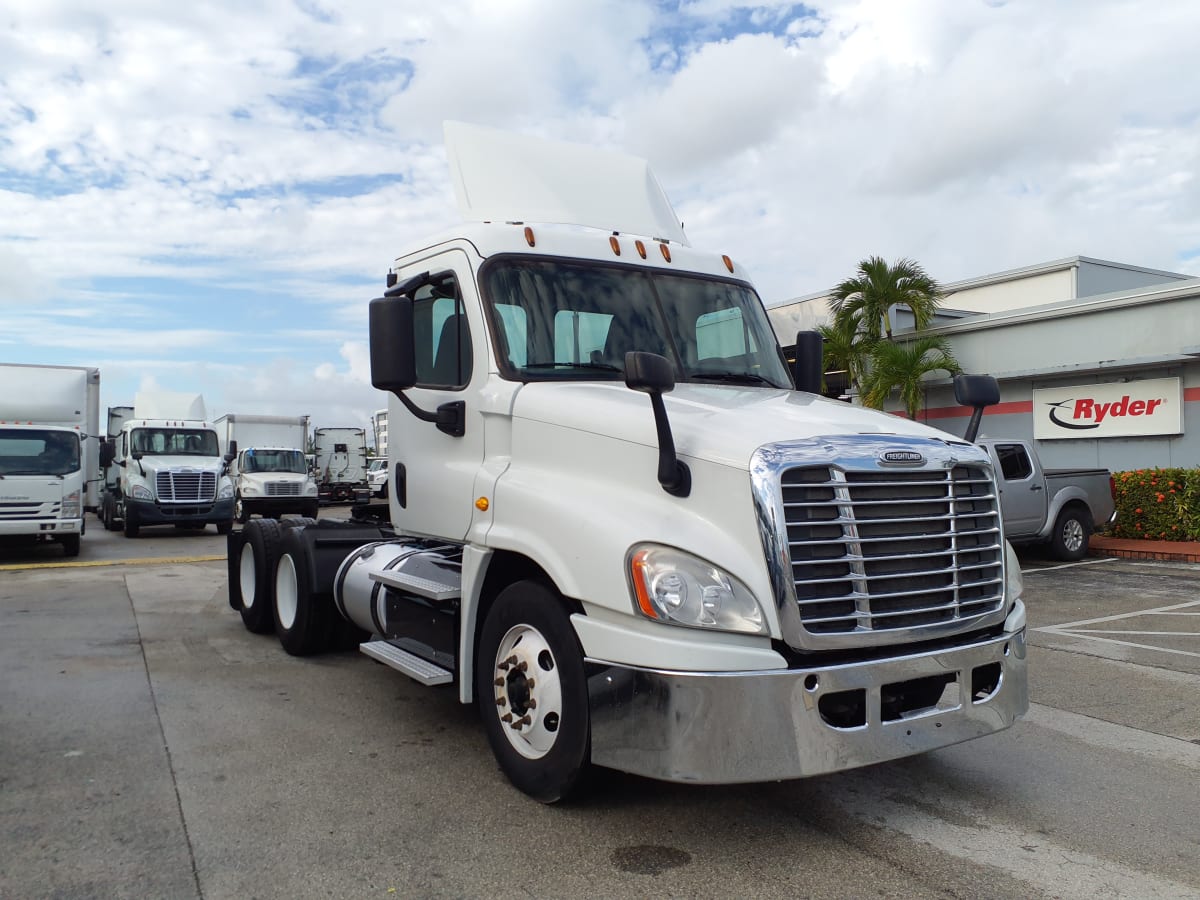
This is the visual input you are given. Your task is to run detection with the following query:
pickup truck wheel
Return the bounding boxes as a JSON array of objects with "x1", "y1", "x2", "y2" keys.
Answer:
[
  {"x1": 239, "y1": 519, "x2": 283, "y2": 634},
  {"x1": 273, "y1": 528, "x2": 332, "y2": 656},
  {"x1": 1050, "y1": 506, "x2": 1092, "y2": 561},
  {"x1": 476, "y1": 580, "x2": 590, "y2": 803}
]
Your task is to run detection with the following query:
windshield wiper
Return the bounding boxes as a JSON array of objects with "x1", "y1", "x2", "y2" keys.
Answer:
[
  {"x1": 524, "y1": 361, "x2": 621, "y2": 372},
  {"x1": 690, "y1": 371, "x2": 777, "y2": 386}
]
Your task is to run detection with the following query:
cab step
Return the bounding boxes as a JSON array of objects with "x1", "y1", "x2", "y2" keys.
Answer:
[
  {"x1": 359, "y1": 640, "x2": 453, "y2": 686},
  {"x1": 369, "y1": 568, "x2": 460, "y2": 601}
]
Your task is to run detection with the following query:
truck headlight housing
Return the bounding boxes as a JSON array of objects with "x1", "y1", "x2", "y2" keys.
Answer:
[
  {"x1": 628, "y1": 544, "x2": 767, "y2": 635},
  {"x1": 218, "y1": 482, "x2": 234, "y2": 500},
  {"x1": 131, "y1": 483, "x2": 154, "y2": 501},
  {"x1": 242, "y1": 484, "x2": 261, "y2": 496},
  {"x1": 304, "y1": 483, "x2": 317, "y2": 496},
  {"x1": 62, "y1": 489, "x2": 81, "y2": 519}
]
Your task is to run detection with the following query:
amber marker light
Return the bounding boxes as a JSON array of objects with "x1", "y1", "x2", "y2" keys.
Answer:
[
  {"x1": 722, "y1": 255, "x2": 734, "y2": 273},
  {"x1": 475, "y1": 497, "x2": 490, "y2": 511},
  {"x1": 629, "y1": 549, "x2": 659, "y2": 619},
  {"x1": 635, "y1": 240, "x2": 646, "y2": 258},
  {"x1": 524, "y1": 226, "x2": 535, "y2": 247},
  {"x1": 609, "y1": 236, "x2": 621, "y2": 256},
  {"x1": 660, "y1": 243, "x2": 672, "y2": 262}
]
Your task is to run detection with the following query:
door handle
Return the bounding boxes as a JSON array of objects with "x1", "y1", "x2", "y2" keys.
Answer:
[{"x1": 1031, "y1": 484, "x2": 1043, "y2": 491}]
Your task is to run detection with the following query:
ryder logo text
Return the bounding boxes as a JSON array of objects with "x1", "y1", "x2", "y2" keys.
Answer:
[{"x1": 1047, "y1": 395, "x2": 1165, "y2": 430}]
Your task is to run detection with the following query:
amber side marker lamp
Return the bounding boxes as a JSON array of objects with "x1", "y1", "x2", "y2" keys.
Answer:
[
  {"x1": 635, "y1": 240, "x2": 647, "y2": 259},
  {"x1": 609, "y1": 235, "x2": 621, "y2": 256},
  {"x1": 524, "y1": 226, "x2": 535, "y2": 247},
  {"x1": 629, "y1": 549, "x2": 659, "y2": 619}
]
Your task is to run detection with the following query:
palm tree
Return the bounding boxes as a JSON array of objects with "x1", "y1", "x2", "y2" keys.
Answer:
[
  {"x1": 818, "y1": 311, "x2": 873, "y2": 395},
  {"x1": 829, "y1": 256, "x2": 943, "y2": 343},
  {"x1": 861, "y1": 335, "x2": 961, "y2": 418}
]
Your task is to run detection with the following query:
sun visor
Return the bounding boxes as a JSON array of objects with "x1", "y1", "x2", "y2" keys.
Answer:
[{"x1": 444, "y1": 121, "x2": 689, "y2": 247}]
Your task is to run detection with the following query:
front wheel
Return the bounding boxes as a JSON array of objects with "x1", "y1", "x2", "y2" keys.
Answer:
[
  {"x1": 123, "y1": 509, "x2": 139, "y2": 538},
  {"x1": 235, "y1": 496, "x2": 250, "y2": 525},
  {"x1": 1050, "y1": 506, "x2": 1092, "y2": 561},
  {"x1": 60, "y1": 534, "x2": 81, "y2": 557},
  {"x1": 476, "y1": 580, "x2": 590, "y2": 803}
]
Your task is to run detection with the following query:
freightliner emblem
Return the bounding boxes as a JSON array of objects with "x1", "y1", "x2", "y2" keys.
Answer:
[{"x1": 880, "y1": 450, "x2": 924, "y2": 466}]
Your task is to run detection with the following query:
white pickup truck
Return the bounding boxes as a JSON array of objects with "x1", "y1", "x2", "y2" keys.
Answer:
[{"x1": 978, "y1": 438, "x2": 1115, "y2": 560}]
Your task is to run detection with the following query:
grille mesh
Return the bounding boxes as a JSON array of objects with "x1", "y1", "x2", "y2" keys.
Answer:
[
  {"x1": 156, "y1": 470, "x2": 217, "y2": 503},
  {"x1": 783, "y1": 465, "x2": 1003, "y2": 635},
  {"x1": 265, "y1": 481, "x2": 302, "y2": 497}
]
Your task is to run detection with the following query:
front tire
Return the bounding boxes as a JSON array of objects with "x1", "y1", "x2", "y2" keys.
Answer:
[
  {"x1": 273, "y1": 528, "x2": 333, "y2": 656},
  {"x1": 60, "y1": 534, "x2": 81, "y2": 557},
  {"x1": 476, "y1": 580, "x2": 590, "y2": 803},
  {"x1": 239, "y1": 519, "x2": 283, "y2": 633},
  {"x1": 235, "y1": 496, "x2": 250, "y2": 525},
  {"x1": 123, "y1": 509, "x2": 139, "y2": 538},
  {"x1": 1050, "y1": 506, "x2": 1092, "y2": 561}
]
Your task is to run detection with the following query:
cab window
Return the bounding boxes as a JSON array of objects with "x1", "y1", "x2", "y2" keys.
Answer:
[
  {"x1": 413, "y1": 274, "x2": 472, "y2": 389},
  {"x1": 995, "y1": 444, "x2": 1033, "y2": 481}
]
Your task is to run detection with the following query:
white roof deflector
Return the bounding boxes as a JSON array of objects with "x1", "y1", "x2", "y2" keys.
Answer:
[{"x1": 443, "y1": 121, "x2": 689, "y2": 246}]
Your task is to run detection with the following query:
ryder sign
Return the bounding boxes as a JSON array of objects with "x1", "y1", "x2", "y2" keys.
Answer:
[{"x1": 1034, "y1": 378, "x2": 1182, "y2": 440}]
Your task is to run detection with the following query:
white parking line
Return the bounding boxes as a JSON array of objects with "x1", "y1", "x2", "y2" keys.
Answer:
[
  {"x1": 1035, "y1": 600, "x2": 1200, "y2": 661},
  {"x1": 1021, "y1": 557, "x2": 1119, "y2": 574},
  {"x1": 1038, "y1": 600, "x2": 1200, "y2": 631}
]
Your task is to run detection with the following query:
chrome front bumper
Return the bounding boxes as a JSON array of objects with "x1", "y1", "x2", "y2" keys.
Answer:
[{"x1": 586, "y1": 607, "x2": 1028, "y2": 785}]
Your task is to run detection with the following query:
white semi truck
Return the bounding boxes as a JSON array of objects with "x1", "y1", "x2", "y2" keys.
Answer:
[
  {"x1": 312, "y1": 426, "x2": 368, "y2": 503},
  {"x1": 215, "y1": 414, "x2": 319, "y2": 523},
  {"x1": 228, "y1": 123, "x2": 1028, "y2": 802},
  {"x1": 0, "y1": 363, "x2": 101, "y2": 557},
  {"x1": 99, "y1": 392, "x2": 235, "y2": 537}
]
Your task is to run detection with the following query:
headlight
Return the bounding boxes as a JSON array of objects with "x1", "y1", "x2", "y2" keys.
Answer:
[
  {"x1": 131, "y1": 483, "x2": 154, "y2": 501},
  {"x1": 242, "y1": 484, "x2": 260, "y2": 496},
  {"x1": 218, "y1": 482, "x2": 234, "y2": 500},
  {"x1": 62, "y1": 489, "x2": 81, "y2": 518},
  {"x1": 628, "y1": 544, "x2": 767, "y2": 635},
  {"x1": 305, "y1": 484, "x2": 317, "y2": 496},
  {"x1": 1005, "y1": 541, "x2": 1023, "y2": 606}
]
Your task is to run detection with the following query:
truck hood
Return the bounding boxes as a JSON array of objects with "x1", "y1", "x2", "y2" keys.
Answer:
[
  {"x1": 134, "y1": 455, "x2": 224, "y2": 475},
  {"x1": 0, "y1": 477, "x2": 69, "y2": 504},
  {"x1": 510, "y1": 382, "x2": 968, "y2": 470}
]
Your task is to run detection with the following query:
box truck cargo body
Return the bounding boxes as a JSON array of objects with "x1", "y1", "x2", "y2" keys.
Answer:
[
  {"x1": 0, "y1": 363, "x2": 101, "y2": 556},
  {"x1": 215, "y1": 414, "x2": 319, "y2": 522}
]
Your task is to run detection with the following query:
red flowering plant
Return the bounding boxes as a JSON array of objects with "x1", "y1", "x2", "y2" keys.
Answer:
[{"x1": 1108, "y1": 467, "x2": 1197, "y2": 540}]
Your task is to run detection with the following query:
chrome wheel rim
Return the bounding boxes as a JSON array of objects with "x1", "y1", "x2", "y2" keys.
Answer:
[
  {"x1": 1063, "y1": 518, "x2": 1085, "y2": 553},
  {"x1": 275, "y1": 553, "x2": 298, "y2": 630}
]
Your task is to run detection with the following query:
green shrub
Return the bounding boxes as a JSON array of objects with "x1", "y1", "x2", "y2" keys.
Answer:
[{"x1": 1108, "y1": 467, "x2": 1198, "y2": 541}]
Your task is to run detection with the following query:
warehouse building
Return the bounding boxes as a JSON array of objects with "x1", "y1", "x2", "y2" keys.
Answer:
[{"x1": 766, "y1": 256, "x2": 1200, "y2": 471}]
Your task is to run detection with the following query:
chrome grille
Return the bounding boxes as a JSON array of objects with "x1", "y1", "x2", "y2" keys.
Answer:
[
  {"x1": 265, "y1": 481, "x2": 301, "y2": 497},
  {"x1": 783, "y1": 464, "x2": 1003, "y2": 636},
  {"x1": 156, "y1": 470, "x2": 217, "y2": 503}
]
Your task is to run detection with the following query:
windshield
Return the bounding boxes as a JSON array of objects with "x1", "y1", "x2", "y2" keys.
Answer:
[
  {"x1": 131, "y1": 428, "x2": 220, "y2": 457},
  {"x1": 368, "y1": 459, "x2": 386, "y2": 473},
  {"x1": 481, "y1": 258, "x2": 792, "y2": 388},
  {"x1": 242, "y1": 449, "x2": 308, "y2": 474},
  {"x1": 0, "y1": 428, "x2": 81, "y2": 476}
]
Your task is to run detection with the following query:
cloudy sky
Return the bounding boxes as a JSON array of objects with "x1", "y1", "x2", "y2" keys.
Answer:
[{"x1": 3, "y1": 0, "x2": 1198, "y2": 436}]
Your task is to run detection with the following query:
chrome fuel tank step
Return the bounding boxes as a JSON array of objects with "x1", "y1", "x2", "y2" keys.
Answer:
[{"x1": 360, "y1": 640, "x2": 453, "y2": 686}]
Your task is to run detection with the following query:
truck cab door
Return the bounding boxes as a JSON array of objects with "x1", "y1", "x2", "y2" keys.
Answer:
[
  {"x1": 389, "y1": 250, "x2": 487, "y2": 541},
  {"x1": 991, "y1": 442, "x2": 1045, "y2": 537}
]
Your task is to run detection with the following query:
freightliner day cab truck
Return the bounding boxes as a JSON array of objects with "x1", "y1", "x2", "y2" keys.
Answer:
[
  {"x1": 215, "y1": 414, "x2": 320, "y2": 523},
  {"x1": 100, "y1": 392, "x2": 235, "y2": 537},
  {"x1": 0, "y1": 363, "x2": 101, "y2": 557},
  {"x1": 228, "y1": 123, "x2": 1028, "y2": 802}
]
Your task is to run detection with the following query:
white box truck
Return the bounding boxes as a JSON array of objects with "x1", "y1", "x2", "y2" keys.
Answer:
[
  {"x1": 99, "y1": 392, "x2": 234, "y2": 537},
  {"x1": 313, "y1": 427, "x2": 368, "y2": 503},
  {"x1": 227, "y1": 123, "x2": 1028, "y2": 803},
  {"x1": 215, "y1": 414, "x2": 319, "y2": 523},
  {"x1": 0, "y1": 363, "x2": 101, "y2": 557}
]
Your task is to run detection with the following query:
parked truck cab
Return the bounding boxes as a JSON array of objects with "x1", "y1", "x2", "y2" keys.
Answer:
[
  {"x1": 101, "y1": 392, "x2": 234, "y2": 537},
  {"x1": 0, "y1": 363, "x2": 101, "y2": 557},
  {"x1": 229, "y1": 123, "x2": 1028, "y2": 802}
]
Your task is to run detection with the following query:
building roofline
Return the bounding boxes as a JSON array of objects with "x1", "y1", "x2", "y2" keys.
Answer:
[{"x1": 942, "y1": 255, "x2": 1192, "y2": 295}]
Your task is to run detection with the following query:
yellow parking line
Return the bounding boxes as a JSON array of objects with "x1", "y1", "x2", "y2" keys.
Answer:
[{"x1": 0, "y1": 555, "x2": 225, "y2": 571}]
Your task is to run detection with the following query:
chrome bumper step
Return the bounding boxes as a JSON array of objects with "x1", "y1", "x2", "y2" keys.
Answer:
[{"x1": 359, "y1": 640, "x2": 452, "y2": 686}]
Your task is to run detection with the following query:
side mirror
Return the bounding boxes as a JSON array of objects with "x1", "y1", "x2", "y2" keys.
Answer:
[
  {"x1": 223, "y1": 440, "x2": 237, "y2": 465},
  {"x1": 624, "y1": 351, "x2": 675, "y2": 394},
  {"x1": 793, "y1": 330, "x2": 823, "y2": 394},
  {"x1": 369, "y1": 295, "x2": 417, "y2": 393},
  {"x1": 624, "y1": 352, "x2": 690, "y2": 498},
  {"x1": 99, "y1": 441, "x2": 114, "y2": 469},
  {"x1": 130, "y1": 451, "x2": 143, "y2": 461},
  {"x1": 953, "y1": 374, "x2": 1000, "y2": 443}
]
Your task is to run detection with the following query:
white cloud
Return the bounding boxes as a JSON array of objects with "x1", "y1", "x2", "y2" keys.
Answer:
[{"x1": 1, "y1": 0, "x2": 1199, "y2": 427}]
